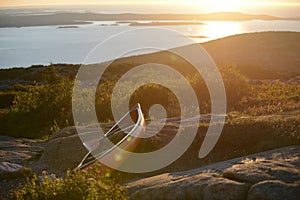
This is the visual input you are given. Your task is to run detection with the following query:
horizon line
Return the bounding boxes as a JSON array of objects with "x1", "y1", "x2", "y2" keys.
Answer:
[{"x1": 1, "y1": 2, "x2": 300, "y2": 9}]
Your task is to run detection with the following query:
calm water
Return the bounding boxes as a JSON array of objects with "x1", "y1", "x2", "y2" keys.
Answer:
[{"x1": 1, "y1": 20, "x2": 300, "y2": 68}]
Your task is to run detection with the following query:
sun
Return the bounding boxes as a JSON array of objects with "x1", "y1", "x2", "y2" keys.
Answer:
[
  {"x1": 208, "y1": 1, "x2": 238, "y2": 12},
  {"x1": 187, "y1": 0, "x2": 241, "y2": 12}
]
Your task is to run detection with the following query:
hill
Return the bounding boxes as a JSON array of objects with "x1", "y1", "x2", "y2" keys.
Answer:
[
  {"x1": 106, "y1": 31, "x2": 300, "y2": 80},
  {"x1": 1, "y1": 31, "x2": 300, "y2": 90},
  {"x1": 0, "y1": 31, "x2": 299, "y2": 89},
  {"x1": 203, "y1": 31, "x2": 300, "y2": 79}
]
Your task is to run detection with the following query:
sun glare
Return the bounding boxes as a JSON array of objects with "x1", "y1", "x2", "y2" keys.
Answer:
[
  {"x1": 199, "y1": 0, "x2": 240, "y2": 12},
  {"x1": 202, "y1": 21, "x2": 241, "y2": 40},
  {"x1": 1, "y1": 0, "x2": 300, "y2": 8}
]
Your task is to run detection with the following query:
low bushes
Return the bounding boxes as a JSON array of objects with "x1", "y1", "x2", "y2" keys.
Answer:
[{"x1": 13, "y1": 165, "x2": 127, "y2": 200}]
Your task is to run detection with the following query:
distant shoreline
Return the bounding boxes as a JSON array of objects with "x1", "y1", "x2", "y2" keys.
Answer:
[
  {"x1": 129, "y1": 21, "x2": 204, "y2": 26},
  {"x1": 57, "y1": 25, "x2": 79, "y2": 29},
  {"x1": 1, "y1": 12, "x2": 300, "y2": 28}
]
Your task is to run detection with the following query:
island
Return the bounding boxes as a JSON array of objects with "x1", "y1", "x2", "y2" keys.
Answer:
[
  {"x1": 129, "y1": 21, "x2": 204, "y2": 26},
  {"x1": 57, "y1": 25, "x2": 79, "y2": 29},
  {"x1": 0, "y1": 12, "x2": 299, "y2": 28}
]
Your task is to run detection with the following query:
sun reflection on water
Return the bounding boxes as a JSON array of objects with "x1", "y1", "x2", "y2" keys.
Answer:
[
  {"x1": 204, "y1": 21, "x2": 241, "y2": 39},
  {"x1": 187, "y1": 21, "x2": 242, "y2": 42}
]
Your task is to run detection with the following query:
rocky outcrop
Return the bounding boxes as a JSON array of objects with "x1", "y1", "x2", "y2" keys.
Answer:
[
  {"x1": 0, "y1": 135, "x2": 44, "y2": 164},
  {"x1": 223, "y1": 159, "x2": 300, "y2": 184},
  {"x1": 126, "y1": 146, "x2": 300, "y2": 200},
  {"x1": 288, "y1": 75, "x2": 300, "y2": 84},
  {"x1": 0, "y1": 135, "x2": 44, "y2": 199},
  {"x1": 0, "y1": 135, "x2": 43, "y2": 179},
  {"x1": 0, "y1": 135, "x2": 44, "y2": 166},
  {"x1": 247, "y1": 180, "x2": 300, "y2": 200},
  {"x1": 38, "y1": 128, "x2": 88, "y2": 172},
  {"x1": 127, "y1": 172, "x2": 250, "y2": 200},
  {"x1": 0, "y1": 162, "x2": 24, "y2": 176},
  {"x1": 203, "y1": 179, "x2": 249, "y2": 200}
]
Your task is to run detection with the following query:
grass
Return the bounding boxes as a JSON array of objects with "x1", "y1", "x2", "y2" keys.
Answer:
[
  {"x1": 178, "y1": 115, "x2": 299, "y2": 172},
  {"x1": 239, "y1": 81, "x2": 300, "y2": 115}
]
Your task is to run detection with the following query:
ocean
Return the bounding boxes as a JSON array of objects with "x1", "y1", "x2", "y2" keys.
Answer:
[{"x1": 1, "y1": 5, "x2": 300, "y2": 68}]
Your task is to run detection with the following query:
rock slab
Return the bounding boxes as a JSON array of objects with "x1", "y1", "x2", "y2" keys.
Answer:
[
  {"x1": 126, "y1": 146, "x2": 300, "y2": 200},
  {"x1": 0, "y1": 162, "x2": 24, "y2": 174}
]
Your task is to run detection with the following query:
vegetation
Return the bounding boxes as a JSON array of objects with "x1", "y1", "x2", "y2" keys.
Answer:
[
  {"x1": 1, "y1": 66, "x2": 73, "y2": 137},
  {"x1": 12, "y1": 165, "x2": 127, "y2": 200},
  {"x1": 0, "y1": 167, "x2": 33, "y2": 181},
  {"x1": 239, "y1": 81, "x2": 300, "y2": 115},
  {"x1": 131, "y1": 114, "x2": 297, "y2": 176},
  {"x1": 1, "y1": 31, "x2": 299, "y2": 200},
  {"x1": 0, "y1": 59, "x2": 299, "y2": 200},
  {"x1": 218, "y1": 115, "x2": 300, "y2": 154},
  {"x1": 0, "y1": 63, "x2": 299, "y2": 138}
]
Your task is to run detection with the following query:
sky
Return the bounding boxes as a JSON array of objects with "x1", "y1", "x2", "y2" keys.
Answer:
[
  {"x1": 1, "y1": 0, "x2": 300, "y2": 7},
  {"x1": 1, "y1": 0, "x2": 300, "y2": 17}
]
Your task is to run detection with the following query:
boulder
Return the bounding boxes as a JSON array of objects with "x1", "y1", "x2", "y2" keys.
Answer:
[
  {"x1": 127, "y1": 146, "x2": 300, "y2": 200},
  {"x1": 247, "y1": 180, "x2": 300, "y2": 200},
  {"x1": 129, "y1": 172, "x2": 250, "y2": 200},
  {"x1": 223, "y1": 159, "x2": 300, "y2": 184},
  {"x1": 39, "y1": 134, "x2": 88, "y2": 171},
  {"x1": 203, "y1": 179, "x2": 249, "y2": 200},
  {"x1": 49, "y1": 126, "x2": 78, "y2": 140},
  {"x1": 129, "y1": 172, "x2": 225, "y2": 200}
]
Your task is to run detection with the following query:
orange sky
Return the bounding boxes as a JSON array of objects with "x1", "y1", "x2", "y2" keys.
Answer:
[{"x1": 1, "y1": 0, "x2": 300, "y2": 7}]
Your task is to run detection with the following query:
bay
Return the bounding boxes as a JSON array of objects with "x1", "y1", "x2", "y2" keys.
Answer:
[{"x1": 0, "y1": 20, "x2": 300, "y2": 68}]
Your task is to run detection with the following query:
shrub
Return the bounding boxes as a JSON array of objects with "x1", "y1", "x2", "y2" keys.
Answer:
[
  {"x1": 0, "y1": 91, "x2": 16, "y2": 108},
  {"x1": 218, "y1": 64, "x2": 249, "y2": 109},
  {"x1": 187, "y1": 64, "x2": 250, "y2": 112},
  {"x1": 13, "y1": 165, "x2": 127, "y2": 200},
  {"x1": 3, "y1": 67, "x2": 74, "y2": 137},
  {"x1": 239, "y1": 81, "x2": 300, "y2": 115}
]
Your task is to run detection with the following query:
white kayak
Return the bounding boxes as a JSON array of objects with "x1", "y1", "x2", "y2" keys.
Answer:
[{"x1": 73, "y1": 103, "x2": 146, "y2": 172}]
